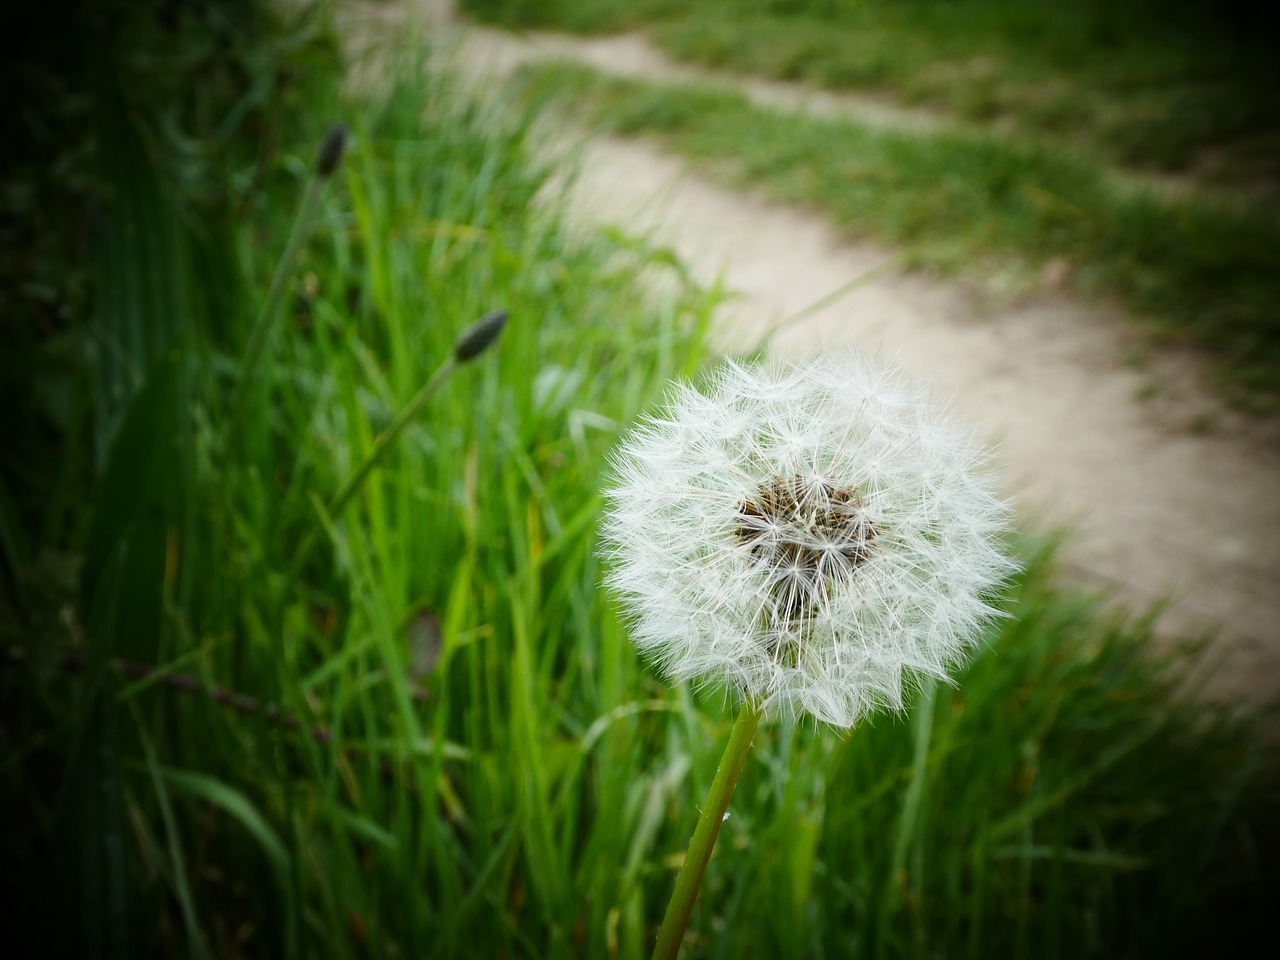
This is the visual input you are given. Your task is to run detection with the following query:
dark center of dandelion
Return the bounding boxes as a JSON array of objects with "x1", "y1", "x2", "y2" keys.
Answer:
[{"x1": 735, "y1": 474, "x2": 876, "y2": 628}]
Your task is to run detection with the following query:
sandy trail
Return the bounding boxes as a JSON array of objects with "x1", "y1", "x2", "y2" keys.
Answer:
[{"x1": 354, "y1": 5, "x2": 1280, "y2": 704}]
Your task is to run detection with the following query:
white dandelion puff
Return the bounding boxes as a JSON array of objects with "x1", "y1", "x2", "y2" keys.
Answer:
[{"x1": 600, "y1": 352, "x2": 1017, "y2": 729}]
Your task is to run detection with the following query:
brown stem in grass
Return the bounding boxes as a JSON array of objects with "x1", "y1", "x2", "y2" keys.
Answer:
[{"x1": 2, "y1": 646, "x2": 426, "y2": 748}]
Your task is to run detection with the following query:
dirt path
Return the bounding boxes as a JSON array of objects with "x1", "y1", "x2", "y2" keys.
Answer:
[{"x1": 358, "y1": 5, "x2": 1280, "y2": 704}]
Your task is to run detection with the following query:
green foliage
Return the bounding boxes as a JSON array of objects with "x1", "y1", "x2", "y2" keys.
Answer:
[
  {"x1": 705, "y1": 545, "x2": 1279, "y2": 958},
  {"x1": 2, "y1": 13, "x2": 1277, "y2": 960},
  {"x1": 0, "y1": 0, "x2": 339, "y2": 631},
  {"x1": 0, "y1": 0, "x2": 338, "y2": 954}
]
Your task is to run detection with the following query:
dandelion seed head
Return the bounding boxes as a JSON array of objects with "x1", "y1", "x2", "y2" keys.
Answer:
[{"x1": 601, "y1": 353, "x2": 1017, "y2": 728}]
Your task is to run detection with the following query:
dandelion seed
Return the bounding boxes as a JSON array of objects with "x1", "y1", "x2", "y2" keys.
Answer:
[{"x1": 601, "y1": 353, "x2": 1016, "y2": 729}]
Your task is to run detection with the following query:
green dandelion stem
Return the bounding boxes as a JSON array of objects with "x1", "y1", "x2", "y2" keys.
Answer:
[{"x1": 652, "y1": 699, "x2": 762, "y2": 960}]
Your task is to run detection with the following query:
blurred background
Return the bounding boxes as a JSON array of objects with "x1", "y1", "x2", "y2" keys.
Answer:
[{"x1": 3, "y1": 1, "x2": 1277, "y2": 957}]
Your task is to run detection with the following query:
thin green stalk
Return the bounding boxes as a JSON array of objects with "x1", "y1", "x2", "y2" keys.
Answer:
[
  {"x1": 278, "y1": 355, "x2": 455, "y2": 592},
  {"x1": 758, "y1": 255, "x2": 905, "y2": 352},
  {"x1": 281, "y1": 309, "x2": 506, "y2": 588},
  {"x1": 652, "y1": 700, "x2": 763, "y2": 960},
  {"x1": 326, "y1": 308, "x2": 506, "y2": 522},
  {"x1": 231, "y1": 124, "x2": 348, "y2": 422},
  {"x1": 328, "y1": 356, "x2": 456, "y2": 519},
  {"x1": 230, "y1": 173, "x2": 324, "y2": 420}
]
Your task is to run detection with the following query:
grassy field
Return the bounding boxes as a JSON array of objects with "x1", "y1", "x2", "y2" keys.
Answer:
[{"x1": 3, "y1": 9, "x2": 1279, "y2": 960}]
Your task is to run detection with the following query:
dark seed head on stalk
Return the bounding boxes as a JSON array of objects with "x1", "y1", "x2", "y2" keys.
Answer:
[
  {"x1": 735, "y1": 474, "x2": 876, "y2": 626},
  {"x1": 454, "y1": 309, "x2": 508, "y2": 363},
  {"x1": 316, "y1": 124, "x2": 349, "y2": 178}
]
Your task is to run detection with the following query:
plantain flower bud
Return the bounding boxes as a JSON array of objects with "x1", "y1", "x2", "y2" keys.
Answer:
[
  {"x1": 453, "y1": 309, "x2": 507, "y2": 363},
  {"x1": 316, "y1": 123, "x2": 349, "y2": 178}
]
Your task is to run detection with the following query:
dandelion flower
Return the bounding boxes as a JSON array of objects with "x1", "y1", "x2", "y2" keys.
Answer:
[{"x1": 601, "y1": 353, "x2": 1016, "y2": 728}]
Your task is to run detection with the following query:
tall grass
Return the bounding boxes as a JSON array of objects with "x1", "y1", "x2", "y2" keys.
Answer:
[{"x1": 3, "y1": 31, "x2": 1277, "y2": 960}]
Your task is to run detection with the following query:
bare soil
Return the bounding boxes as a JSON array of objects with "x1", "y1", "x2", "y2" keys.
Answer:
[{"x1": 354, "y1": 3, "x2": 1280, "y2": 705}]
